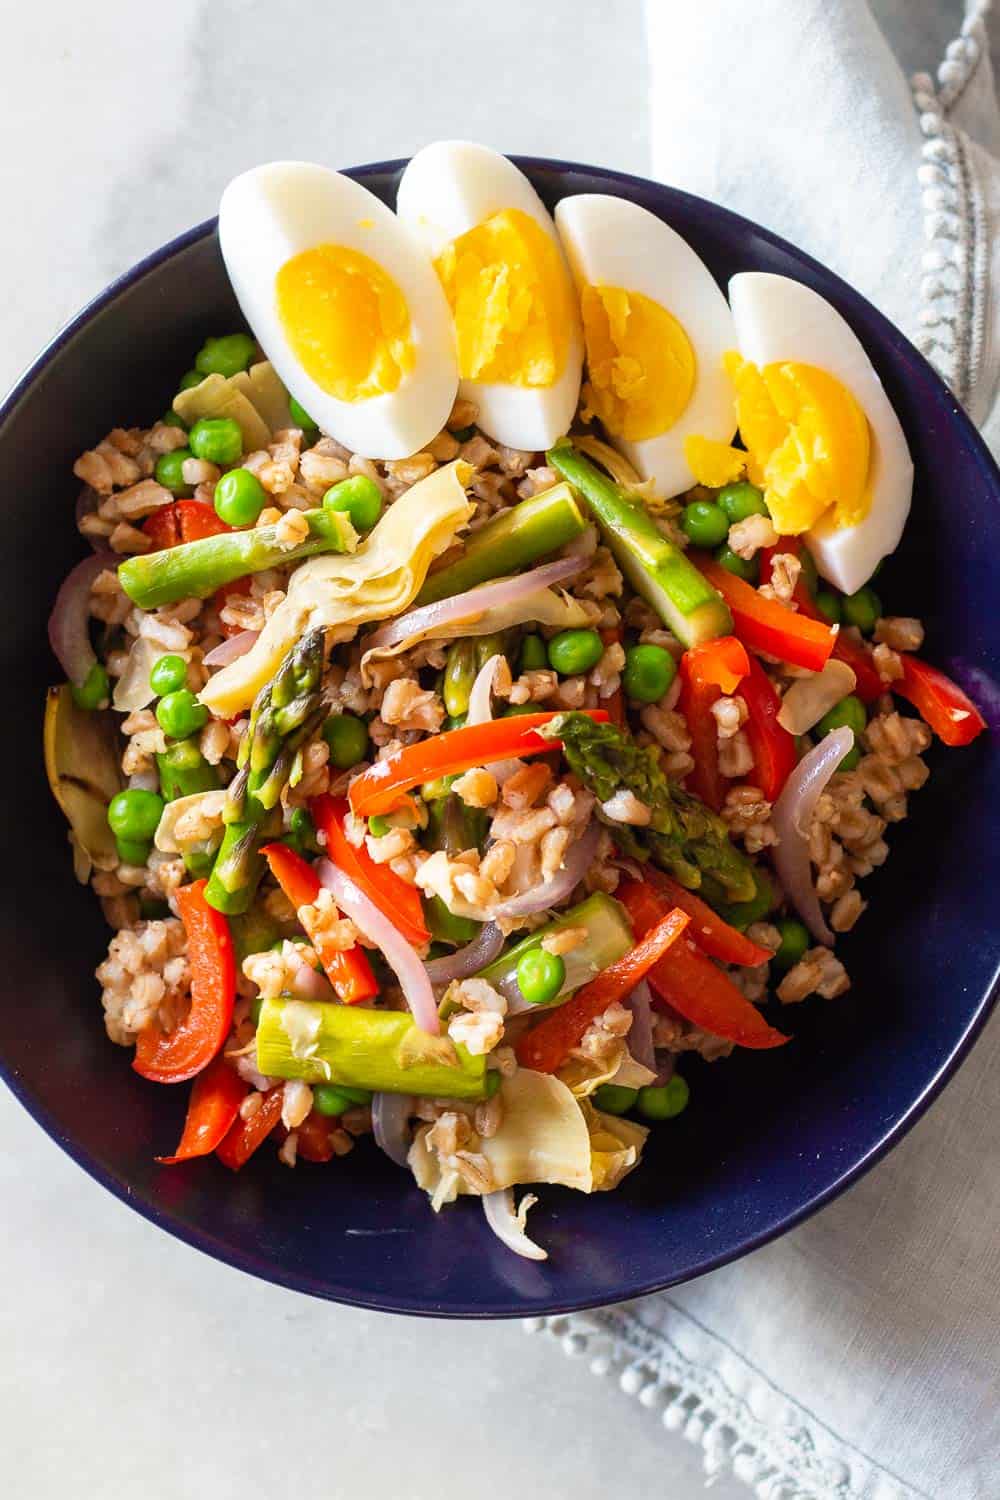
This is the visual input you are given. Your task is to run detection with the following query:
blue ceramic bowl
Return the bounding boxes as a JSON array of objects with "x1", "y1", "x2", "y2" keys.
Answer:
[{"x1": 2, "y1": 159, "x2": 998, "y2": 1319}]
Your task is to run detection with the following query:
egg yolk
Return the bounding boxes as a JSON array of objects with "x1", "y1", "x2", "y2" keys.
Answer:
[
  {"x1": 275, "y1": 244, "x2": 415, "y2": 403},
  {"x1": 579, "y1": 285, "x2": 696, "y2": 443},
  {"x1": 434, "y1": 209, "x2": 571, "y2": 387},
  {"x1": 725, "y1": 353, "x2": 872, "y2": 533}
]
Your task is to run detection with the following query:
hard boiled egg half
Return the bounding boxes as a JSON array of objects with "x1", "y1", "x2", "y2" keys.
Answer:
[
  {"x1": 219, "y1": 162, "x2": 459, "y2": 459},
  {"x1": 554, "y1": 194, "x2": 738, "y2": 499},
  {"x1": 396, "y1": 142, "x2": 583, "y2": 451},
  {"x1": 725, "y1": 273, "x2": 913, "y2": 594}
]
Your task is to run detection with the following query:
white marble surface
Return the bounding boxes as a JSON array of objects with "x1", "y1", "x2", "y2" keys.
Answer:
[{"x1": 0, "y1": 3, "x2": 744, "y2": 1496}]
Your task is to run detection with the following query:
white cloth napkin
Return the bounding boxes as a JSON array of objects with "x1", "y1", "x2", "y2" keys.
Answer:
[{"x1": 528, "y1": 5, "x2": 1000, "y2": 1497}]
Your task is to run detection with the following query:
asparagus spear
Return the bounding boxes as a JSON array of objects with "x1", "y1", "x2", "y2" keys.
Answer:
[
  {"x1": 545, "y1": 711, "x2": 757, "y2": 904},
  {"x1": 443, "y1": 640, "x2": 477, "y2": 719},
  {"x1": 547, "y1": 442, "x2": 731, "y2": 648},
  {"x1": 476, "y1": 893, "x2": 633, "y2": 1004},
  {"x1": 156, "y1": 739, "x2": 220, "y2": 801},
  {"x1": 204, "y1": 627, "x2": 326, "y2": 914},
  {"x1": 118, "y1": 508, "x2": 357, "y2": 610},
  {"x1": 255, "y1": 996, "x2": 489, "y2": 1097},
  {"x1": 420, "y1": 793, "x2": 488, "y2": 945},
  {"x1": 414, "y1": 483, "x2": 586, "y2": 605}
]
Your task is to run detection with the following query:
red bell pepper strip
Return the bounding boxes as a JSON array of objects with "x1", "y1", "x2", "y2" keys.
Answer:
[
  {"x1": 677, "y1": 636, "x2": 750, "y2": 811},
  {"x1": 143, "y1": 498, "x2": 232, "y2": 551},
  {"x1": 142, "y1": 505, "x2": 180, "y2": 551},
  {"x1": 639, "y1": 867, "x2": 771, "y2": 967},
  {"x1": 894, "y1": 656, "x2": 987, "y2": 746},
  {"x1": 738, "y1": 654, "x2": 798, "y2": 801},
  {"x1": 347, "y1": 709, "x2": 609, "y2": 819},
  {"x1": 759, "y1": 538, "x2": 884, "y2": 701},
  {"x1": 261, "y1": 842, "x2": 378, "y2": 1003},
  {"x1": 694, "y1": 554, "x2": 836, "y2": 672},
  {"x1": 311, "y1": 795, "x2": 430, "y2": 948},
  {"x1": 216, "y1": 1087, "x2": 284, "y2": 1170},
  {"x1": 617, "y1": 879, "x2": 789, "y2": 1050},
  {"x1": 295, "y1": 1109, "x2": 342, "y2": 1163},
  {"x1": 156, "y1": 1054, "x2": 247, "y2": 1164},
  {"x1": 515, "y1": 907, "x2": 690, "y2": 1073},
  {"x1": 134, "y1": 879, "x2": 236, "y2": 1083}
]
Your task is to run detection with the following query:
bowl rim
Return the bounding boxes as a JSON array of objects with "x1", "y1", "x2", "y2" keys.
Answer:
[{"x1": 3, "y1": 154, "x2": 999, "y2": 1319}]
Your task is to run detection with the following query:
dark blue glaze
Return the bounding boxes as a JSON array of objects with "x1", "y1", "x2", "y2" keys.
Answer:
[{"x1": 1, "y1": 160, "x2": 997, "y2": 1319}]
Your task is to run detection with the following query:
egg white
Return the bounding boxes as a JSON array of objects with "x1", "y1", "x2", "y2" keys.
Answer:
[
  {"x1": 219, "y1": 161, "x2": 459, "y2": 459},
  {"x1": 396, "y1": 141, "x2": 583, "y2": 451},
  {"x1": 554, "y1": 193, "x2": 737, "y2": 500},
  {"x1": 729, "y1": 272, "x2": 913, "y2": 594}
]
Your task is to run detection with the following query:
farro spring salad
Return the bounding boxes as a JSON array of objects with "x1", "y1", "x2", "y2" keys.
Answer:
[{"x1": 45, "y1": 146, "x2": 986, "y2": 1260}]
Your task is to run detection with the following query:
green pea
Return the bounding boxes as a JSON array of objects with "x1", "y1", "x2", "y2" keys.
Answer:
[
  {"x1": 194, "y1": 333, "x2": 256, "y2": 379},
  {"x1": 637, "y1": 1076, "x2": 690, "y2": 1121},
  {"x1": 322, "y1": 475, "x2": 383, "y2": 532},
  {"x1": 547, "y1": 628, "x2": 603, "y2": 676},
  {"x1": 214, "y1": 467, "x2": 266, "y2": 527},
  {"x1": 592, "y1": 1084, "x2": 639, "y2": 1116},
  {"x1": 336, "y1": 1086, "x2": 373, "y2": 1105},
  {"x1": 773, "y1": 917, "x2": 810, "y2": 971},
  {"x1": 520, "y1": 634, "x2": 548, "y2": 671},
  {"x1": 71, "y1": 662, "x2": 110, "y2": 711},
  {"x1": 503, "y1": 703, "x2": 538, "y2": 717},
  {"x1": 717, "y1": 481, "x2": 769, "y2": 523},
  {"x1": 814, "y1": 589, "x2": 843, "y2": 625},
  {"x1": 250, "y1": 994, "x2": 264, "y2": 1027},
  {"x1": 115, "y1": 836, "x2": 151, "y2": 867},
  {"x1": 816, "y1": 694, "x2": 867, "y2": 741},
  {"x1": 154, "y1": 448, "x2": 193, "y2": 497},
  {"x1": 150, "y1": 654, "x2": 188, "y2": 696},
  {"x1": 108, "y1": 787, "x2": 165, "y2": 842},
  {"x1": 623, "y1": 643, "x2": 677, "y2": 704},
  {"x1": 312, "y1": 1083, "x2": 354, "y2": 1116},
  {"x1": 714, "y1": 544, "x2": 759, "y2": 583},
  {"x1": 156, "y1": 688, "x2": 209, "y2": 740},
  {"x1": 288, "y1": 395, "x2": 317, "y2": 431},
  {"x1": 322, "y1": 712, "x2": 369, "y2": 769},
  {"x1": 451, "y1": 424, "x2": 476, "y2": 442},
  {"x1": 842, "y1": 585, "x2": 882, "y2": 635},
  {"x1": 516, "y1": 948, "x2": 565, "y2": 1005},
  {"x1": 162, "y1": 410, "x2": 187, "y2": 429},
  {"x1": 681, "y1": 499, "x2": 729, "y2": 548},
  {"x1": 189, "y1": 416, "x2": 243, "y2": 467},
  {"x1": 837, "y1": 745, "x2": 861, "y2": 772},
  {"x1": 368, "y1": 815, "x2": 393, "y2": 838},
  {"x1": 178, "y1": 369, "x2": 203, "y2": 392}
]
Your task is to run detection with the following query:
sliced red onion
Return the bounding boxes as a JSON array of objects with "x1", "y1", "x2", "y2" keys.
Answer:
[
  {"x1": 364, "y1": 556, "x2": 587, "y2": 653},
  {"x1": 372, "y1": 1092, "x2": 414, "y2": 1167},
  {"x1": 48, "y1": 552, "x2": 115, "y2": 688},
  {"x1": 492, "y1": 821, "x2": 601, "y2": 922},
  {"x1": 424, "y1": 922, "x2": 503, "y2": 985},
  {"x1": 75, "y1": 486, "x2": 111, "y2": 552},
  {"x1": 203, "y1": 630, "x2": 260, "y2": 667},
  {"x1": 483, "y1": 1189, "x2": 547, "y2": 1261},
  {"x1": 624, "y1": 980, "x2": 656, "y2": 1072},
  {"x1": 292, "y1": 961, "x2": 334, "y2": 1003},
  {"x1": 772, "y1": 726, "x2": 854, "y2": 947},
  {"x1": 316, "y1": 859, "x2": 439, "y2": 1033}
]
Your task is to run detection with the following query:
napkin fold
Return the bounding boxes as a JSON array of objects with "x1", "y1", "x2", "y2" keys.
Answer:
[{"x1": 529, "y1": 5, "x2": 1000, "y2": 1496}]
